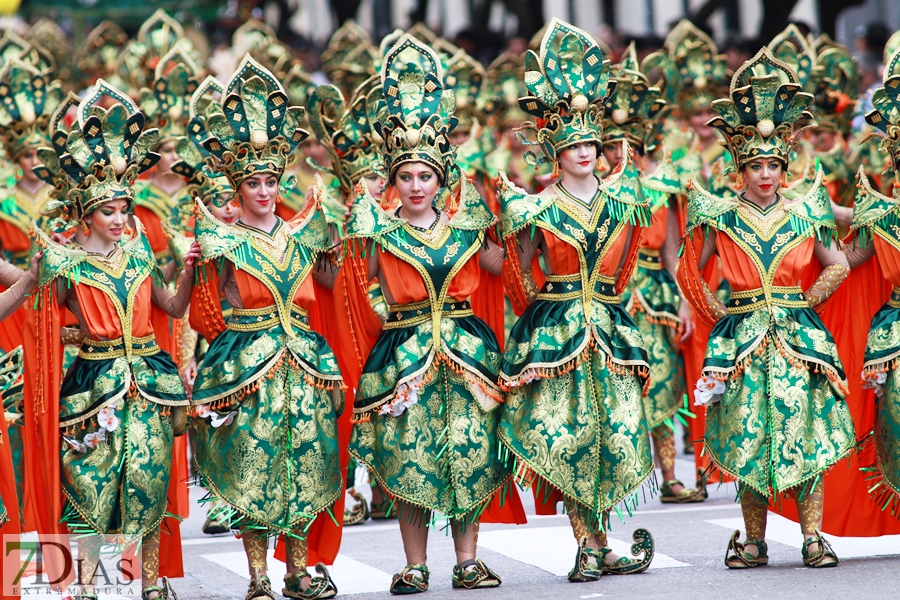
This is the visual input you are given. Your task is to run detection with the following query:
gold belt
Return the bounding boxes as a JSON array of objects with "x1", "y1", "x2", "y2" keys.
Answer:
[
  {"x1": 78, "y1": 334, "x2": 160, "y2": 360},
  {"x1": 637, "y1": 248, "x2": 662, "y2": 271},
  {"x1": 727, "y1": 286, "x2": 808, "y2": 314},
  {"x1": 227, "y1": 305, "x2": 310, "y2": 332},
  {"x1": 382, "y1": 300, "x2": 473, "y2": 330}
]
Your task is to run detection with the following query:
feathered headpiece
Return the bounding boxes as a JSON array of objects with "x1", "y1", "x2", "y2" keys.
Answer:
[
  {"x1": 171, "y1": 76, "x2": 235, "y2": 208},
  {"x1": 0, "y1": 59, "x2": 64, "y2": 160},
  {"x1": 601, "y1": 43, "x2": 666, "y2": 152},
  {"x1": 863, "y1": 47, "x2": 900, "y2": 173},
  {"x1": 375, "y1": 35, "x2": 458, "y2": 183},
  {"x1": 516, "y1": 18, "x2": 613, "y2": 163},
  {"x1": 707, "y1": 48, "x2": 814, "y2": 168},
  {"x1": 199, "y1": 54, "x2": 309, "y2": 189},
  {"x1": 138, "y1": 47, "x2": 202, "y2": 143},
  {"x1": 309, "y1": 75, "x2": 382, "y2": 195},
  {"x1": 40, "y1": 80, "x2": 160, "y2": 229}
]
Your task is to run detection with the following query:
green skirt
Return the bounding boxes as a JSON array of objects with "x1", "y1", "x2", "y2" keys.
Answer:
[
  {"x1": 350, "y1": 313, "x2": 509, "y2": 521},
  {"x1": 0, "y1": 347, "x2": 23, "y2": 525},
  {"x1": 702, "y1": 305, "x2": 855, "y2": 496},
  {"x1": 500, "y1": 295, "x2": 653, "y2": 529},
  {"x1": 191, "y1": 324, "x2": 343, "y2": 534},
  {"x1": 58, "y1": 349, "x2": 187, "y2": 537},
  {"x1": 625, "y1": 264, "x2": 685, "y2": 430},
  {"x1": 862, "y1": 298, "x2": 900, "y2": 505}
]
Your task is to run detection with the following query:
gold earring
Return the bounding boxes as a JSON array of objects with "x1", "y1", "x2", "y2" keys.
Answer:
[{"x1": 734, "y1": 172, "x2": 744, "y2": 190}]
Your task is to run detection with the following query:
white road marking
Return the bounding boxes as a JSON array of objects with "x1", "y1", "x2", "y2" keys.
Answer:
[
  {"x1": 200, "y1": 550, "x2": 394, "y2": 595},
  {"x1": 706, "y1": 512, "x2": 900, "y2": 558},
  {"x1": 476, "y1": 526, "x2": 690, "y2": 577}
]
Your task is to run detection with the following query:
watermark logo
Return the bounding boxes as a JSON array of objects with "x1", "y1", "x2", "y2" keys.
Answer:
[{"x1": 3, "y1": 534, "x2": 141, "y2": 597}]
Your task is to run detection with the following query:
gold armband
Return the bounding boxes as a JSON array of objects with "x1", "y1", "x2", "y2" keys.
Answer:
[
  {"x1": 806, "y1": 263, "x2": 849, "y2": 309},
  {"x1": 522, "y1": 269, "x2": 539, "y2": 304}
]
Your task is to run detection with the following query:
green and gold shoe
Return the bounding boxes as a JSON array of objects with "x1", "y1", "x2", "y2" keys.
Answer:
[
  {"x1": 801, "y1": 531, "x2": 838, "y2": 568},
  {"x1": 601, "y1": 529, "x2": 655, "y2": 575},
  {"x1": 343, "y1": 488, "x2": 370, "y2": 526},
  {"x1": 283, "y1": 564, "x2": 338, "y2": 599},
  {"x1": 567, "y1": 538, "x2": 602, "y2": 583},
  {"x1": 451, "y1": 559, "x2": 501, "y2": 589},
  {"x1": 660, "y1": 479, "x2": 705, "y2": 504},
  {"x1": 245, "y1": 575, "x2": 276, "y2": 600},
  {"x1": 724, "y1": 530, "x2": 769, "y2": 569},
  {"x1": 390, "y1": 564, "x2": 429, "y2": 595}
]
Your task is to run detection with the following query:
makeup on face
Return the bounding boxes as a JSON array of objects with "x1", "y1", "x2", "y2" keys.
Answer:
[
  {"x1": 394, "y1": 162, "x2": 441, "y2": 218},
  {"x1": 238, "y1": 174, "x2": 279, "y2": 218},
  {"x1": 85, "y1": 199, "x2": 130, "y2": 244},
  {"x1": 558, "y1": 142, "x2": 598, "y2": 179}
]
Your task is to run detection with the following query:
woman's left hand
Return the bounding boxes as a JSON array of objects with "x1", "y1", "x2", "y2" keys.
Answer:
[
  {"x1": 677, "y1": 302, "x2": 695, "y2": 345},
  {"x1": 183, "y1": 241, "x2": 202, "y2": 268}
]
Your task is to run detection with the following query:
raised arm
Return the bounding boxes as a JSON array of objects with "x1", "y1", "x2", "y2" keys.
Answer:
[
  {"x1": 152, "y1": 241, "x2": 200, "y2": 318},
  {"x1": 806, "y1": 238, "x2": 850, "y2": 309}
]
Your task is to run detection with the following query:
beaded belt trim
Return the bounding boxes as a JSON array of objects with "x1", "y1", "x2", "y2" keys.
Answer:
[
  {"x1": 637, "y1": 249, "x2": 662, "y2": 271},
  {"x1": 383, "y1": 300, "x2": 473, "y2": 330},
  {"x1": 727, "y1": 286, "x2": 807, "y2": 314},
  {"x1": 227, "y1": 305, "x2": 310, "y2": 332},
  {"x1": 537, "y1": 275, "x2": 619, "y2": 304},
  {"x1": 79, "y1": 334, "x2": 159, "y2": 360}
]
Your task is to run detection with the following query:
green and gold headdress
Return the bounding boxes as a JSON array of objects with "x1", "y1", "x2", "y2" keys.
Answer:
[
  {"x1": 516, "y1": 18, "x2": 612, "y2": 163},
  {"x1": 308, "y1": 75, "x2": 382, "y2": 195},
  {"x1": 863, "y1": 48, "x2": 900, "y2": 173},
  {"x1": 664, "y1": 20, "x2": 729, "y2": 114},
  {"x1": 769, "y1": 25, "x2": 821, "y2": 93},
  {"x1": 138, "y1": 47, "x2": 202, "y2": 144},
  {"x1": 443, "y1": 48, "x2": 484, "y2": 132},
  {"x1": 375, "y1": 34, "x2": 457, "y2": 183},
  {"x1": 0, "y1": 59, "x2": 64, "y2": 161},
  {"x1": 117, "y1": 9, "x2": 194, "y2": 94},
  {"x1": 707, "y1": 48, "x2": 814, "y2": 168},
  {"x1": 171, "y1": 76, "x2": 235, "y2": 209},
  {"x1": 199, "y1": 54, "x2": 309, "y2": 189},
  {"x1": 811, "y1": 40, "x2": 858, "y2": 134},
  {"x1": 42, "y1": 80, "x2": 160, "y2": 228},
  {"x1": 601, "y1": 43, "x2": 665, "y2": 152},
  {"x1": 321, "y1": 21, "x2": 378, "y2": 100},
  {"x1": 481, "y1": 51, "x2": 528, "y2": 128},
  {"x1": 34, "y1": 91, "x2": 80, "y2": 226},
  {"x1": 78, "y1": 21, "x2": 129, "y2": 86}
]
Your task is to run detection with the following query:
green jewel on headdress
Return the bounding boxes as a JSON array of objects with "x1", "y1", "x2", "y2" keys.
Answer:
[
  {"x1": 43, "y1": 80, "x2": 160, "y2": 228},
  {"x1": 199, "y1": 54, "x2": 309, "y2": 189},
  {"x1": 321, "y1": 21, "x2": 378, "y2": 100},
  {"x1": 309, "y1": 75, "x2": 382, "y2": 196},
  {"x1": 707, "y1": 48, "x2": 814, "y2": 168},
  {"x1": 118, "y1": 9, "x2": 194, "y2": 94},
  {"x1": 664, "y1": 20, "x2": 729, "y2": 114},
  {"x1": 171, "y1": 76, "x2": 235, "y2": 210},
  {"x1": 863, "y1": 48, "x2": 900, "y2": 172},
  {"x1": 517, "y1": 18, "x2": 612, "y2": 163},
  {"x1": 601, "y1": 43, "x2": 665, "y2": 152},
  {"x1": 375, "y1": 34, "x2": 458, "y2": 183},
  {"x1": 0, "y1": 59, "x2": 64, "y2": 161},
  {"x1": 443, "y1": 48, "x2": 484, "y2": 132},
  {"x1": 138, "y1": 47, "x2": 202, "y2": 144}
]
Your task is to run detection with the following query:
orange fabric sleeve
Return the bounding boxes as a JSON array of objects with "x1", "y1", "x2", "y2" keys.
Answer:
[
  {"x1": 873, "y1": 237, "x2": 900, "y2": 285},
  {"x1": 0, "y1": 220, "x2": 30, "y2": 253},
  {"x1": 133, "y1": 206, "x2": 170, "y2": 255},
  {"x1": 640, "y1": 207, "x2": 668, "y2": 251},
  {"x1": 190, "y1": 263, "x2": 226, "y2": 343},
  {"x1": 678, "y1": 231, "x2": 722, "y2": 327}
]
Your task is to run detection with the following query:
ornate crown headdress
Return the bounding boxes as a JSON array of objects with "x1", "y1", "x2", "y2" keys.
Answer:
[
  {"x1": 25, "y1": 20, "x2": 71, "y2": 83},
  {"x1": 601, "y1": 43, "x2": 666, "y2": 152},
  {"x1": 707, "y1": 48, "x2": 814, "y2": 168},
  {"x1": 117, "y1": 9, "x2": 194, "y2": 94},
  {"x1": 516, "y1": 18, "x2": 613, "y2": 163},
  {"x1": 171, "y1": 76, "x2": 235, "y2": 209},
  {"x1": 33, "y1": 91, "x2": 80, "y2": 227},
  {"x1": 199, "y1": 54, "x2": 308, "y2": 189},
  {"x1": 78, "y1": 21, "x2": 129, "y2": 86},
  {"x1": 810, "y1": 40, "x2": 858, "y2": 134},
  {"x1": 480, "y1": 51, "x2": 528, "y2": 128},
  {"x1": 40, "y1": 80, "x2": 160, "y2": 228},
  {"x1": 0, "y1": 59, "x2": 64, "y2": 161},
  {"x1": 863, "y1": 48, "x2": 900, "y2": 173},
  {"x1": 309, "y1": 75, "x2": 382, "y2": 195},
  {"x1": 321, "y1": 22, "x2": 378, "y2": 100},
  {"x1": 374, "y1": 34, "x2": 457, "y2": 183},
  {"x1": 138, "y1": 47, "x2": 202, "y2": 143},
  {"x1": 443, "y1": 48, "x2": 484, "y2": 132},
  {"x1": 664, "y1": 20, "x2": 730, "y2": 114}
]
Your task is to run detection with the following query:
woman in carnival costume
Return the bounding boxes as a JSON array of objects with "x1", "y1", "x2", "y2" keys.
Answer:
[
  {"x1": 846, "y1": 47, "x2": 900, "y2": 523},
  {"x1": 600, "y1": 45, "x2": 702, "y2": 503},
  {"x1": 188, "y1": 55, "x2": 343, "y2": 600},
  {"x1": 337, "y1": 34, "x2": 509, "y2": 593},
  {"x1": 25, "y1": 80, "x2": 199, "y2": 600},
  {"x1": 498, "y1": 19, "x2": 656, "y2": 582},
  {"x1": 678, "y1": 48, "x2": 856, "y2": 569}
]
